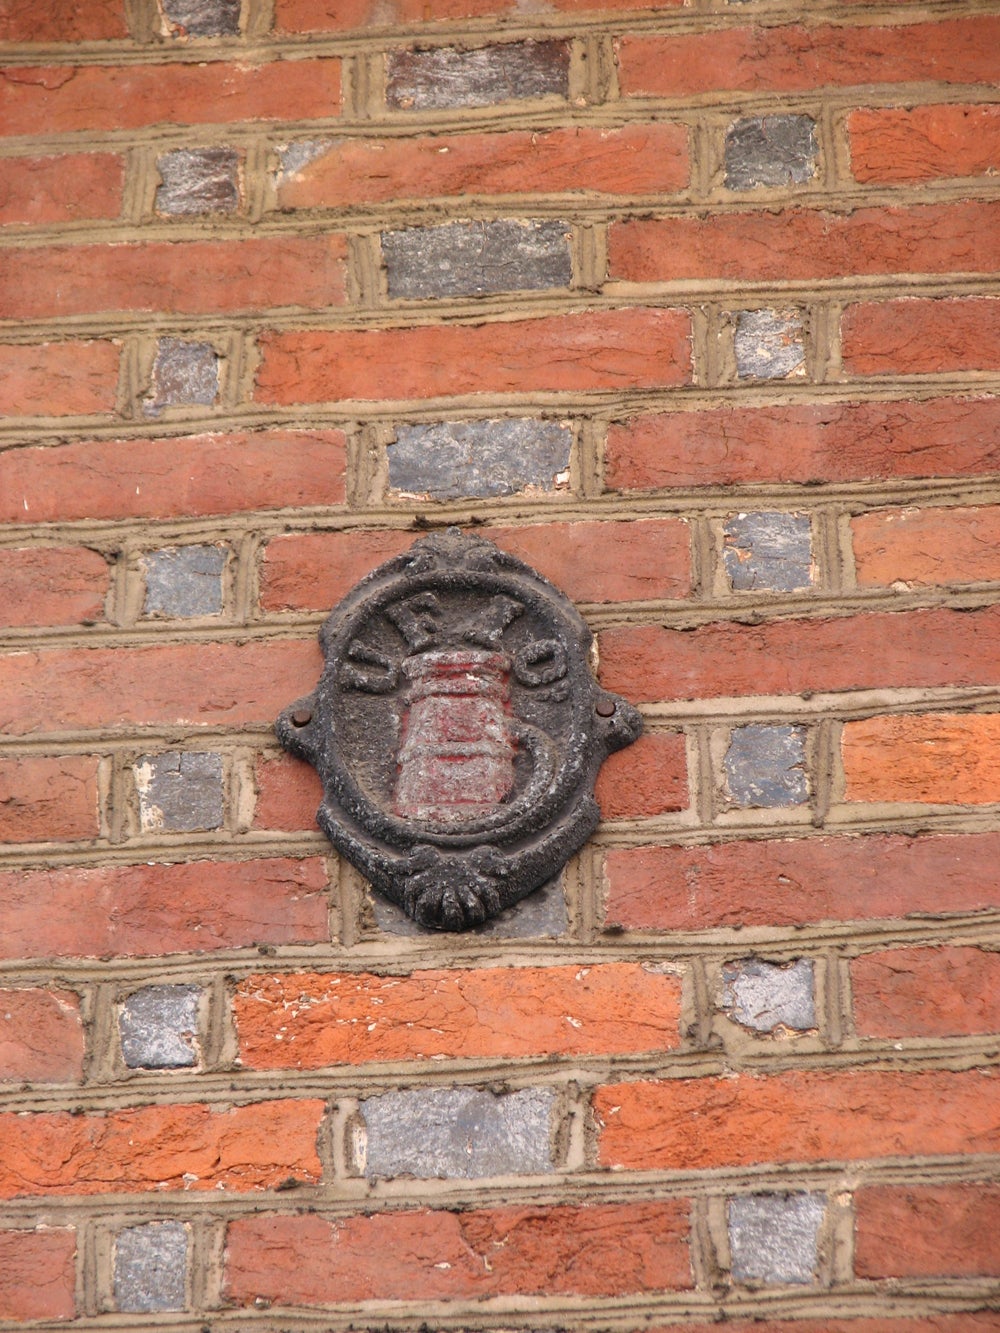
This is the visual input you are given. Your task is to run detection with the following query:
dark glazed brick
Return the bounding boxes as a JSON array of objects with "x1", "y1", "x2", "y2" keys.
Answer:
[
  {"x1": 383, "y1": 220, "x2": 572, "y2": 300},
  {"x1": 724, "y1": 725, "x2": 808, "y2": 807},
  {"x1": 142, "y1": 545, "x2": 227, "y2": 618},
  {"x1": 386, "y1": 41, "x2": 570, "y2": 111},
  {"x1": 723, "y1": 512, "x2": 812, "y2": 592},
  {"x1": 133, "y1": 751, "x2": 224, "y2": 832},
  {"x1": 160, "y1": 0, "x2": 240, "y2": 36},
  {"x1": 725, "y1": 115, "x2": 818, "y2": 190},
  {"x1": 734, "y1": 310, "x2": 805, "y2": 380},
  {"x1": 119, "y1": 985, "x2": 202, "y2": 1069},
  {"x1": 371, "y1": 874, "x2": 567, "y2": 938},
  {"x1": 155, "y1": 147, "x2": 240, "y2": 215},
  {"x1": 114, "y1": 1221, "x2": 188, "y2": 1312},
  {"x1": 359, "y1": 1087, "x2": 556, "y2": 1179},
  {"x1": 143, "y1": 339, "x2": 219, "y2": 416},
  {"x1": 389, "y1": 420, "x2": 572, "y2": 498},
  {"x1": 721, "y1": 958, "x2": 816, "y2": 1032},
  {"x1": 728, "y1": 1194, "x2": 826, "y2": 1284}
]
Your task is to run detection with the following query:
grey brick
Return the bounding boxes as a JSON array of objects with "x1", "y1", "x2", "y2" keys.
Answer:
[
  {"x1": 386, "y1": 41, "x2": 570, "y2": 111},
  {"x1": 721, "y1": 958, "x2": 816, "y2": 1032},
  {"x1": 725, "y1": 115, "x2": 818, "y2": 190},
  {"x1": 389, "y1": 420, "x2": 572, "y2": 499},
  {"x1": 723, "y1": 512, "x2": 812, "y2": 592},
  {"x1": 725, "y1": 725, "x2": 808, "y2": 807},
  {"x1": 142, "y1": 545, "x2": 227, "y2": 618},
  {"x1": 119, "y1": 985, "x2": 202, "y2": 1069},
  {"x1": 134, "y1": 751, "x2": 224, "y2": 832},
  {"x1": 372, "y1": 875, "x2": 566, "y2": 939},
  {"x1": 155, "y1": 146, "x2": 240, "y2": 215},
  {"x1": 383, "y1": 220, "x2": 572, "y2": 300},
  {"x1": 160, "y1": 0, "x2": 240, "y2": 36},
  {"x1": 734, "y1": 309, "x2": 805, "y2": 380},
  {"x1": 359, "y1": 1087, "x2": 556, "y2": 1180},
  {"x1": 728, "y1": 1194, "x2": 826, "y2": 1284},
  {"x1": 114, "y1": 1221, "x2": 188, "y2": 1312},
  {"x1": 143, "y1": 338, "x2": 219, "y2": 416}
]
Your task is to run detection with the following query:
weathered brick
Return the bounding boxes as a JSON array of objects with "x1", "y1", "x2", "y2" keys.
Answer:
[
  {"x1": 0, "y1": 547, "x2": 109, "y2": 628},
  {"x1": 0, "y1": 756, "x2": 100, "y2": 844},
  {"x1": 724, "y1": 116, "x2": 817, "y2": 190},
  {"x1": 143, "y1": 340, "x2": 218, "y2": 416},
  {"x1": 388, "y1": 420, "x2": 572, "y2": 499},
  {"x1": 594, "y1": 731, "x2": 688, "y2": 819},
  {"x1": 160, "y1": 0, "x2": 240, "y2": 37},
  {"x1": 733, "y1": 310, "x2": 805, "y2": 380},
  {"x1": 0, "y1": 59, "x2": 342, "y2": 136},
  {"x1": 603, "y1": 832, "x2": 1000, "y2": 932},
  {"x1": 855, "y1": 1185, "x2": 1000, "y2": 1278},
  {"x1": 728, "y1": 1194, "x2": 826, "y2": 1284},
  {"x1": 843, "y1": 297, "x2": 1000, "y2": 376},
  {"x1": 0, "y1": 430, "x2": 347, "y2": 524},
  {"x1": 0, "y1": 858, "x2": 328, "y2": 961},
  {"x1": 595, "y1": 1070, "x2": 1000, "y2": 1170},
  {"x1": 0, "y1": 1229, "x2": 76, "y2": 1321},
  {"x1": 0, "y1": 989, "x2": 84, "y2": 1084},
  {"x1": 853, "y1": 505, "x2": 1000, "y2": 588},
  {"x1": 852, "y1": 946, "x2": 1000, "y2": 1039},
  {"x1": 382, "y1": 219, "x2": 571, "y2": 300},
  {"x1": 605, "y1": 397, "x2": 1000, "y2": 490},
  {"x1": 0, "y1": 0, "x2": 125, "y2": 40},
  {"x1": 114, "y1": 1222, "x2": 188, "y2": 1313},
  {"x1": 0, "y1": 153, "x2": 124, "y2": 226},
  {"x1": 0, "y1": 341, "x2": 120, "y2": 418},
  {"x1": 155, "y1": 146, "x2": 240, "y2": 215},
  {"x1": 843, "y1": 713, "x2": 1000, "y2": 806},
  {"x1": 255, "y1": 308, "x2": 692, "y2": 404},
  {"x1": 0, "y1": 1100, "x2": 325, "y2": 1197},
  {"x1": 253, "y1": 752, "x2": 322, "y2": 831},
  {"x1": 386, "y1": 41, "x2": 569, "y2": 111},
  {"x1": 275, "y1": 124, "x2": 689, "y2": 208},
  {"x1": 848, "y1": 105, "x2": 1000, "y2": 184},
  {"x1": 724, "y1": 725, "x2": 808, "y2": 808},
  {"x1": 142, "y1": 546, "x2": 227, "y2": 618},
  {"x1": 225, "y1": 1201, "x2": 691, "y2": 1304},
  {"x1": 358, "y1": 1087, "x2": 556, "y2": 1180},
  {"x1": 134, "y1": 752, "x2": 224, "y2": 833},
  {"x1": 119, "y1": 986, "x2": 202, "y2": 1069},
  {"x1": 721, "y1": 959, "x2": 816, "y2": 1033},
  {"x1": 235, "y1": 963, "x2": 682, "y2": 1068},
  {"x1": 275, "y1": 0, "x2": 679, "y2": 32},
  {"x1": 723, "y1": 512, "x2": 812, "y2": 592}
]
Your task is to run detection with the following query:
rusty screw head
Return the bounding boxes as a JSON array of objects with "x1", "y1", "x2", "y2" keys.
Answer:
[
  {"x1": 595, "y1": 699, "x2": 616, "y2": 718},
  {"x1": 291, "y1": 708, "x2": 313, "y2": 727}
]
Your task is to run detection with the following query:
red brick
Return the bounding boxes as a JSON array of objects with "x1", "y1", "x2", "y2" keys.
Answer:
[
  {"x1": 649, "y1": 1322, "x2": 1000, "y2": 1333},
  {"x1": 602, "y1": 831, "x2": 1000, "y2": 931},
  {"x1": 843, "y1": 713, "x2": 1000, "y2": 806},
  {"x1": 226, "y1": 1200, "x2": 690, "y2": 1304},
  {"x1": 0, "y1": 547, "x2": 108, "y2": 627},
  {"x1": 0, "y1": 858, "x2": 328, "y2": 961},
  {"x1": 0, "y1": 429, "x2": 346, "y2": 525},
  {"x1": 0, "y1": 236, "x2": 346, "y2": 320},
  {"x1": 599, "y1": 606, "x2": 1000, "y2": 705},
  {"x1": 235, "y1": 963, "x2": 682, "y2": 1068},
  {"x1": 595, "y1": 732, "x2": 687, "y2": 819},
  {"x1": 609, "y1": 202, "x2": 1000, "y2": 284},
  {"x1": 0, "y1": 990, "x2": 84, "y2": 1084},
  {"x1": 618, "y1": 19, "x2": 1000, "y2": 97},
  {"x1": 843, "y1": 298, "x2": 1000, "y2": 376},
  {"x1": 0, "y1": 0, "x2": 125, "y2": 40},
  {"x1": 0, "y1": 1229, "x2": 75, "y2": 1321},
  {"x1": 255, "y1": 309, "x2": 692, "y2": 405},
  {"x1": 260, "y1": 529, "x2": 416, "y2": 613},
  {"x1": 853, "y1": 505, "x2": 1000, "y2": 588},
  {"x1": 254, "y1": 754, "x2": 322, "y2": 831},
  {"x1": 595, "y1": 1070, "x2": 1000, "y2": 1170},
  {"x1": 852, "y1": 947, "x2": 1000, "y2": 1039},
  {"x1": 0, "y1": 59, "x2": 341, "y2": 136},
  {"x1": 856, "y1": 1185, "x2": 1000, "y2": 1279},
  {"x1": 0, "y1": 153, "x2": 124, "y2": 226},
  {"x1": 0, "y1": 1099, "x2": 324, "y2": 1198},
  {"x1": 276, "y1": 0, "x2": 679, "y2": 31},
  {"x1": 277, "y1": 124, "x2": 689, "y2": 207},
  {"x1": 605, "y1": 397, "x2": 1000, "y2": 489},
  {"x1": 849, "y1": 105, "x2": 1000, "y2": 183},
  {"x1": 0, "y1": 639, "x2": 321, "y2": 736},
  {"x1": 0, "y1": 341, "x2": 119, "y2": 417},
  {"x1": 0, "y1": 755, "x2": 100, "y2": 843}
]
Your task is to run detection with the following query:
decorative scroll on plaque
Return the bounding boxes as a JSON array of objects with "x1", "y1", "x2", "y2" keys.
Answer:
[{"x1": 276, "y1": 528, "x2": 642, "y2": 931}]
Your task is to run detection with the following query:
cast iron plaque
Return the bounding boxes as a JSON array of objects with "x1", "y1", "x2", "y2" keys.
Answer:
[{"x1": 277, "y1": 528, "x2": 641, "y2": 931}]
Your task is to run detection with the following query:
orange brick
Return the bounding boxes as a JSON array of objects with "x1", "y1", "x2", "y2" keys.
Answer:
[
  {"x1": 0, "y1": 1229, "x2": 76, "y2": 1321},
  {"x1": 260, "y1": 529, "x2": 417, "y2": 613},
  {"x1": 853, "y1": 505, "x2": 1000, "y2": 587},
  {"x1": 276, "y1": 0, "x2": 678, "y2": 30},
  {"x1": 0, "y1": 0, "x2": 125, "y2": 40},
  {"x1": 852, "y1": 946, "x2": 1000, "y2": 1039},
  {"x1": 856, "y1": 1185, "x2": 1000, "y2": 1279},
  {"x1": 0, "y1": 341, "x2": 119, "y2": 417},
  {"x1": 849, "y1": 105, "x2": 1000, "y2": 183},
  {"x1": 0, "y1": 1100, "x2": 324, "y2": 1198},
  {"x1": 843, "y1": 297, "x2": 1000, "y2": 376},
  {"x1": 0, "y1": 547, "x2": 109, "y2": 628},
  {"x1": 843, "y1": 713, "x2": 1000, "y2": 806},
  {"x1": 254, "y1": 754, "x2": 323, "y2": 832},
  {"x1": 0, "y1": 153, "x2": 124, "y2": 226},
  {"x1": 235, "y1": 963, "x2": 682, "y2": 1068},
  {"x1": 0, "y1": 755, "x2": 100, "y2": 843},
  {"x1": 595, "y1": 732, "x2": 688, "y2": 819},
  {"x1": 595, "y1": 1070, "x2": 1000, "y2": 1170},
  {"x1": 0, "y1": 990, "x2": 84, "y2": 1084}
]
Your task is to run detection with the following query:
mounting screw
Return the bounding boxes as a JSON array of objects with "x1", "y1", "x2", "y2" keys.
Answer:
[
  {"x1": 291, "y1": 708, "x2": 313, "y2": 727},
  {"x1": 595, "y1": 699, "x2": 616, "y2": 717}
]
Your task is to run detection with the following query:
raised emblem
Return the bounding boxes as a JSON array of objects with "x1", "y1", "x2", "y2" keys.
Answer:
[{"x1": 276, "y1": 528, "x2": 642, "y2": 931}]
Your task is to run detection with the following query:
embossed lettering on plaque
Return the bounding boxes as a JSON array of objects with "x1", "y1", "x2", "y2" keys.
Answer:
[{"x1": 276, "y1": 529, "x2": 642, "y2": 931}]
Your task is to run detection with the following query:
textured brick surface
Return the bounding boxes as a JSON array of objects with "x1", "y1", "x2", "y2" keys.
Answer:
[
  {"x1": 728, "y1": 1194, "x2": 826, "y2": 1284},
  {"x1": 119, "y1": 986, "x2": 202, "y2": 1069},
  {"x1": 0, "y1": 755, "x2": 100, "y2": 843},
  {"x1": 161, "y1": 0, "x2": 240, "y2": 36},
  {"x1": 855, "y1": 1185, "x2": 1000, "y2": 1278},
  {"x1": 114, "y1": 1222, "x2": 188, "y2": 1313},
  {"x1": 155, "y1": 146, "x2": 240, "y2": 215},
  {"x1": 386, "y1": 41, "x2": 569, "y2": 110},
  {"x1": 0, "y1": 989, "x2": 84, "y2": 1084},
  {"x1": 142, "y1": 546, "x2": 227, "y2": 618},
  {"x1": 134, "y1": 752, "x2": 224, "y2": 832},
  {"x1": 143, "y1": 339, "x2": 218, "y2": 415},
  {"x1": 723, "y1": 512, "x2": 812, "y2": 591},
  {"x1": 0, "y1": 153, "x2": 124, "y2": 226},
  {"x1": 724, "y1": 725, "x2": 808, "y2": 808},
  {"x1": 0, "y1": 1229, "x2": 76, "y2": 1320},
  {"x1": 733, "y1": 311, "x2": 805, "y2": 381},
  {"x1": 383, "y1": 219, "x2": 572, "y2": 300},
  {"x1": 852, "y1": 947, "x2": 1000, "y2": 1039},
  {"x1": 0, "y1": 546, "x2": 109, "y2": 628},
  {"x1": 843, "y1": 297, "x2": 1000, "y2": 376},
  {"x1": 852, "y1": 505, "x2": 1000, "y2": 587},
  {"x1": 721, "y1": 959, "x2": 816, "y2": 1033},
  {"x1": 724, "y1": 116, "x2": 817, "y2": 190},
  {"x1": 0, "y1": 340, "x2": 120, "y2": 417},
  {"x1": 849, "y1": 105, "x2": 1000, "y2": 183},
  {"x1": 388, "y1": 420, "x2": 572, "y2": 498},
  {"x1": 843, "y1": 713, "x2": 1000, "y2": 805}
]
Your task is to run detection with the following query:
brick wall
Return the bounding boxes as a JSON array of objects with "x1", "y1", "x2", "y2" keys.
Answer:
[{"x1": 1, "y1": 0, "x2": 998, "y2": 1326}]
